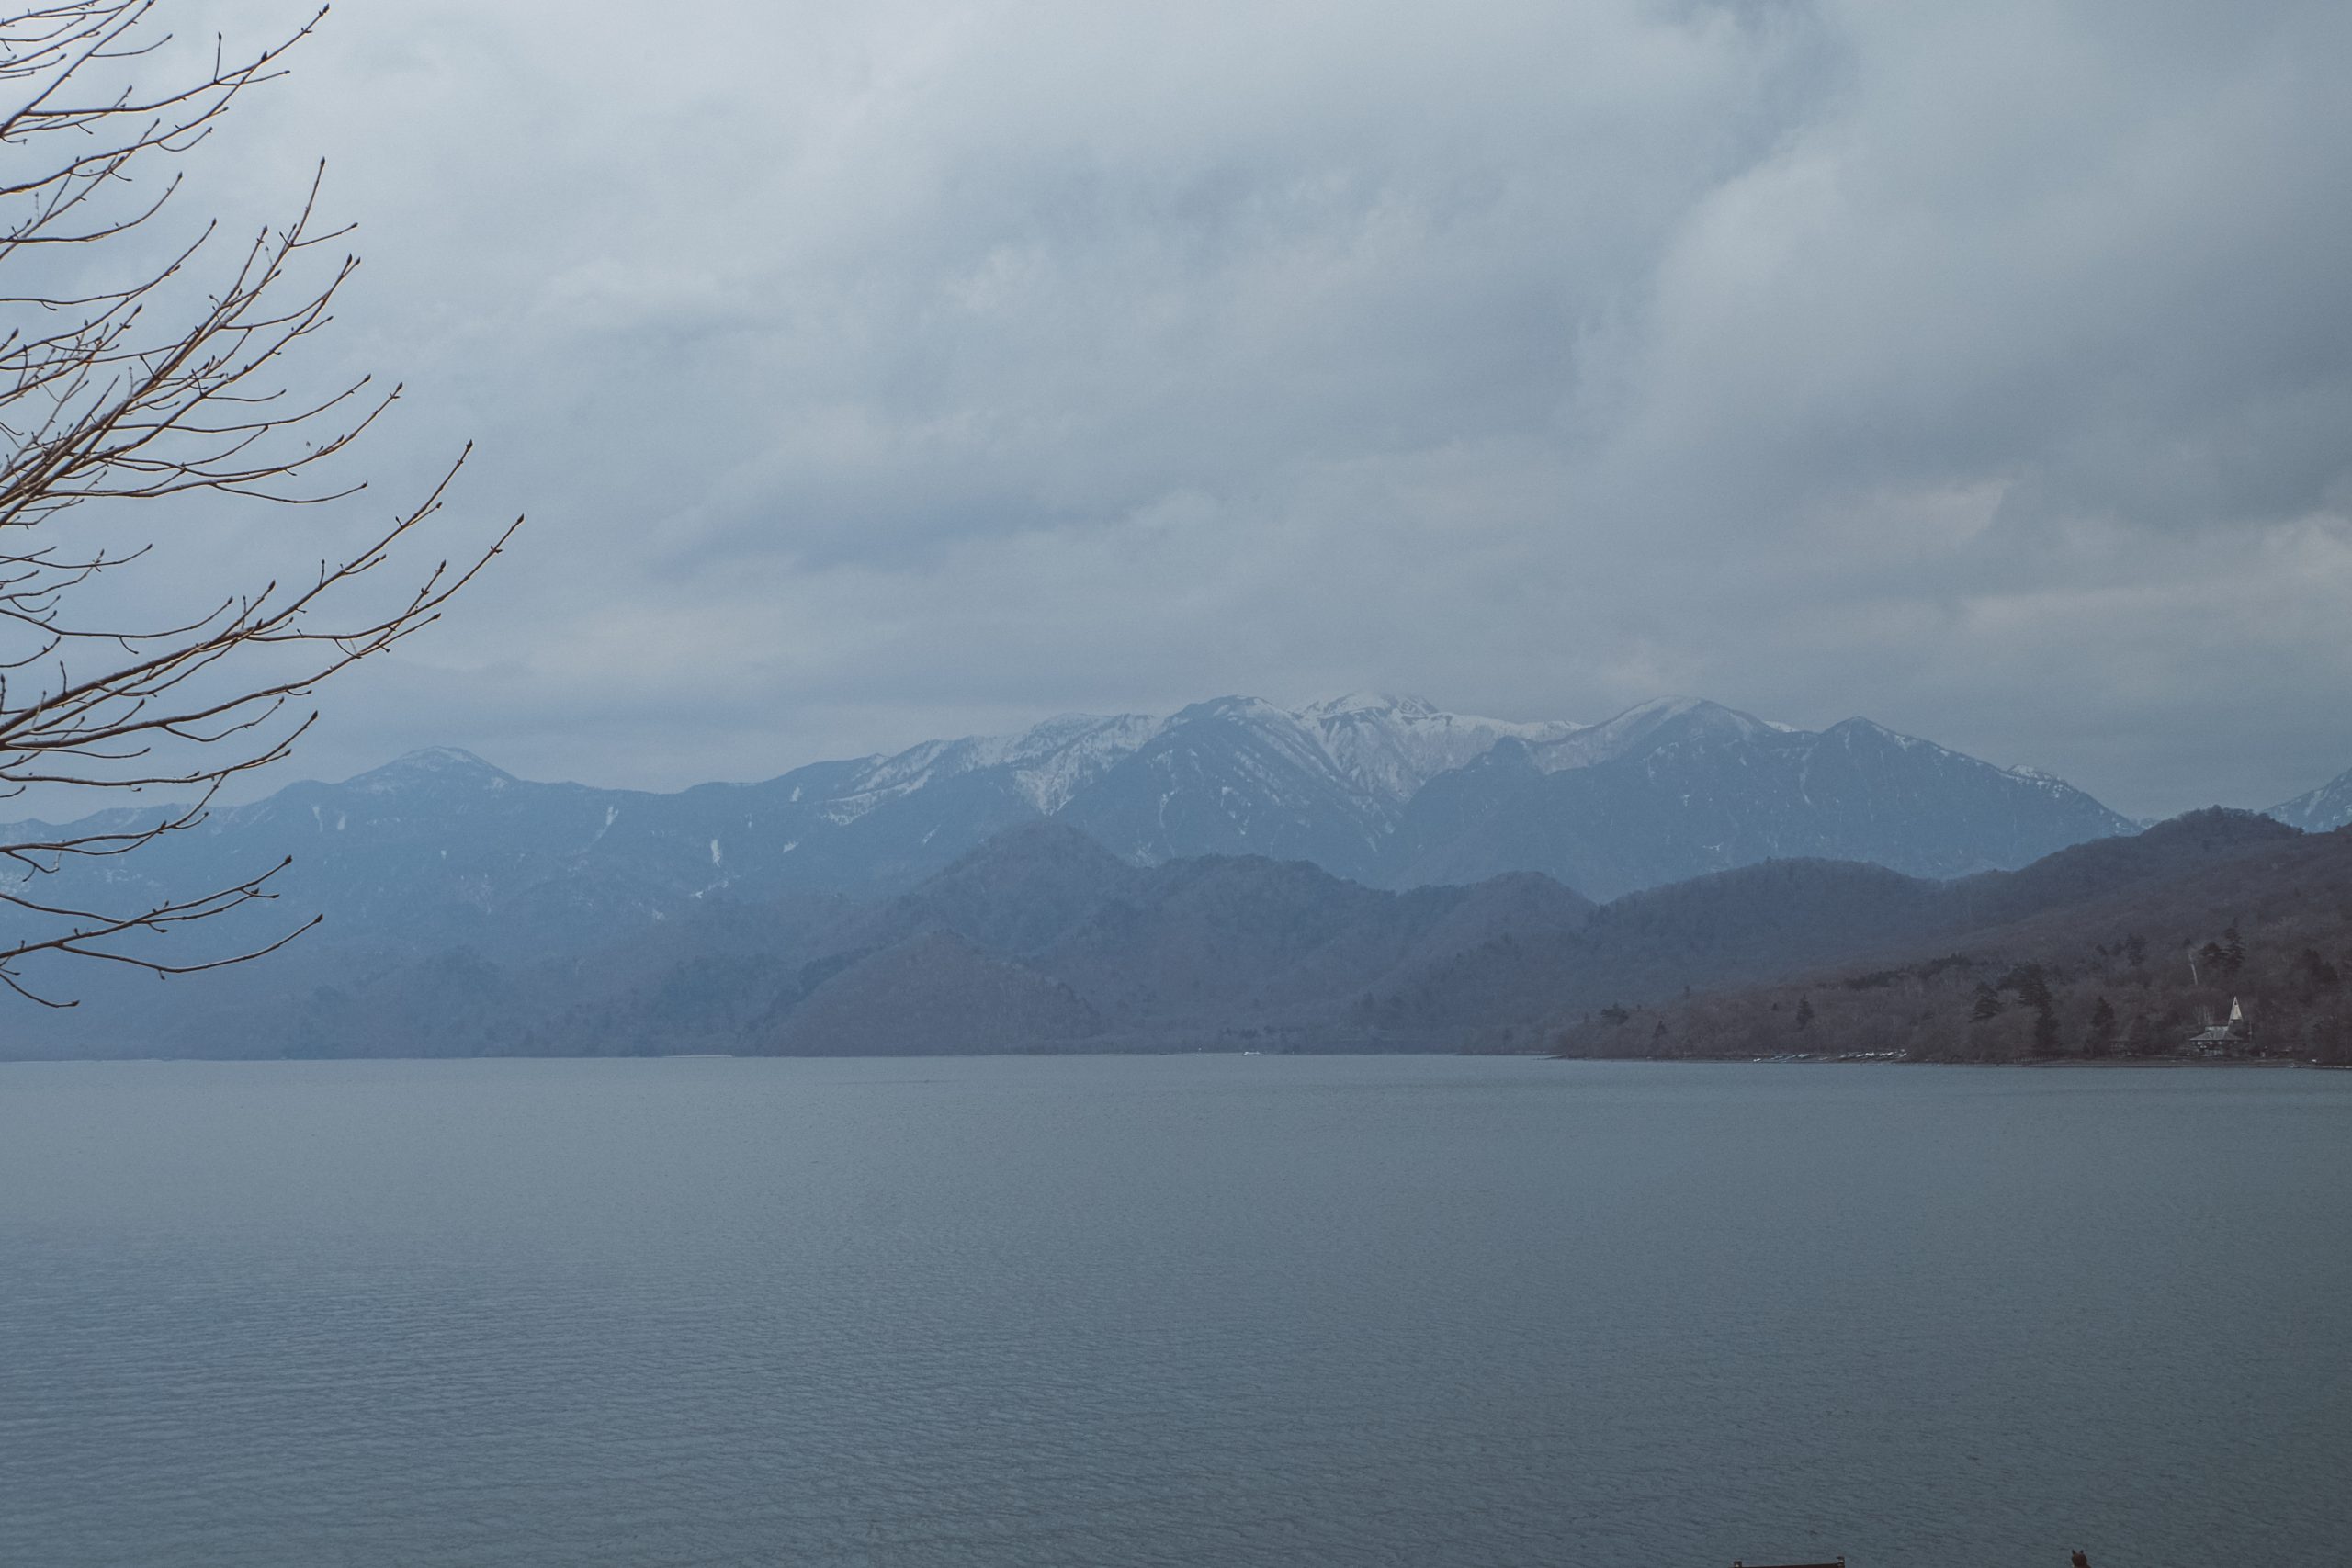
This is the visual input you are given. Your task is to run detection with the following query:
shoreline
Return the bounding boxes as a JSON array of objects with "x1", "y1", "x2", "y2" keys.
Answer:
[
  {"x1": 1550, "y1": 1050, "x2": 2351, "y2": 1070},
  {"x1": 4, "y1": 1043, "x2": 2346, "y2": 1070}
]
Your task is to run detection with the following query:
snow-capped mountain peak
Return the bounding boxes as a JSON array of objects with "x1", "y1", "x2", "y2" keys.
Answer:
[
  {"x1": 1298, "y1": 694, "x2": 1581, "y2": 804},
  {"x1": 1527, "y1": 696, "x2": 1772, "y2": 773},
  {"x1": 345, "y1": 747, "x2": 514, "y2": 794},
  {"x1": 767, "y1": 694, "x2": 1604, "y2": 869},
  {"x1": 1003, "y1": 713, "x2": 1169, "y2": 814},
  {"x1": 817, "y1": 712, "x2": 1168, "y2": 824},
  {"x1": 1301, "y1": 691, "x2": 1442, "y2": 720}
]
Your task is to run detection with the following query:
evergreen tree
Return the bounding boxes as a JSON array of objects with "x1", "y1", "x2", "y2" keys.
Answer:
[
  {"x1": 2031, "y1": 1002, "x2": 2062, "y2": 1056},
  {"x1": 2001, "y1": 964, "x2": 2061, "y2": 1055},
  {"x1": 2086, "y1": 997, "x2": 2118, "y2": 1057}
]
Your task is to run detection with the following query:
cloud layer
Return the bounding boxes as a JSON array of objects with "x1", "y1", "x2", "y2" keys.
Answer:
[{"x1": 132, "y1": 0, "x2": 2352, "y2": 817}]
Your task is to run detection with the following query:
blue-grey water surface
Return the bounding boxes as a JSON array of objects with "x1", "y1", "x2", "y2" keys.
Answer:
[{"x1": 2, "y1": 1055, "x2": 2346, "y2": 1567}]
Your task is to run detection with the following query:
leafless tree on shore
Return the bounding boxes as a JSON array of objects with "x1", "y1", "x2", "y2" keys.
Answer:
[{"x1": 0, "y1": 2, "x2": 517, "y2": 1002}]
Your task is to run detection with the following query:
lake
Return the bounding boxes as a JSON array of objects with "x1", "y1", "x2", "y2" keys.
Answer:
[{"x1": 2, "y1": 1055, "x2": 2345, "y2": 1566}]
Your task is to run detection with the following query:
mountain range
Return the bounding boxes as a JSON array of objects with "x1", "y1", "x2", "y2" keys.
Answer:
[
  {"x1": 17, "y1": 806, "x2": 2333, "y2": 1062},
  {"x1": 0, "y1": 693, "x2": 2147, "y2": 963},
  {"x1": 5, "y1": 690, "x2": 2348, "y2": 1059}
]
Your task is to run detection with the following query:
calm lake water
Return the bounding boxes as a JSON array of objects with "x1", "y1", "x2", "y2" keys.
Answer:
[{"x1": 2, "y1": 1055, "x2": 2346, "y2": 1567}]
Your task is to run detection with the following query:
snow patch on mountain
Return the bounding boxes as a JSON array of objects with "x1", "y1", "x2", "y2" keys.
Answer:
[
  {"x1": 1528, "y1": 697, "x2": 1773, "y2": 773},
  {"x1": 2269, "y1": 766, "x2": 2352, "y2": 832},
  {"x1": 810, "y1": 714, "x2": 1166, "y2": 824},
  {"x1": 1003, "y1": 713, "x2": 1168, "y2": 814},
  {"x1": 346, "y1": 747, "x2": 514, "y2": 795},
  {"x1": 747, "y1": 695, "x2": 1602, "y2": 831},
  {"x1": 1302, "y1": 692, "x2": 1582, "y2": 804}
]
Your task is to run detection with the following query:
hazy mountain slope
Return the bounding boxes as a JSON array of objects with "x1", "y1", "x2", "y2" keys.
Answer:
[
  {"x1": 0, "y1": 692, "x2": 2154, "y2": 1058},
  {"x1": 1356, "y1": 859, "x2": 1947, "y2": 1043},
  {"x1": 1051, "y1": 697, "x2": 1396, "y2": 876},
  {"x1": 849, "y1": 821, "x2": 1146, "y2": 956},
  {"x1": 1358, "y1": 807, "x2": 2298, "y2": 1044},
  {"x1": 775, "y1": 806, "x2": 2272, "y2": 1055},
  {"x1": 1, "y1": 809, "x2": 2286, "y2": 1061},
  {"x1": 0, "y1": 695, "x2": 1604, "y2": 956},
  {"x1": 1384, "y1": 703, "x2": 2134, "y2": 897},
  {"x1": 20, "y1": 888, "x2": 865, "y2": 1061},
  {"x1": 756, "y1": 931, "x2": 1105, "y2": 1055},
  {"x1": 0, "y1": 749, "x2": 881, "y2": 968},
  {"x1": 1937, "y1": 807, "x2": 2301, "y2": 928},
  {"x1": 1912, "y1": 813, "x2": 2333, "y2": 967},
  {"x1": 1554, "y1": 815, "x2": 2352, "y2": 1065},
  {"x1": 0, "y1": 693, "x2": 2138, "y2": 974},
  {"x1": 1023, "y1": 854, "x2": 1518, "y2": 1027},
  {"x1": 0, "y1": 826, "x2": 1598, "y2": 1056},
  {"x1": 820, "y1": 830, "x2": 1597, "y2": 1043},
  {"x1": 2268, "y1": 766, "x2": 2352, "y2": 832},
  {"x1": 1379, "y1": 872, "x2": 1598, "y2": 980}
]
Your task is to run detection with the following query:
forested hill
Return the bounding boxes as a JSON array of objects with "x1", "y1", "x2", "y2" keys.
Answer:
[
  {"x1": 11, "y1": 809, "x2": 2333, "y2": 1062},
  {"x1": 1550, "y1": 810, "x2": 2352, "y2": 1065}
]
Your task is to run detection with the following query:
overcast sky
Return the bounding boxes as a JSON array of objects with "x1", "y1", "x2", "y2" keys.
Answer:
[{"x1": 138, "y1": 0, "x2": 2352, "y2": 818}]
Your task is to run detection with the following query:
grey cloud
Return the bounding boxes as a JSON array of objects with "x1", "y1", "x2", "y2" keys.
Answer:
[{"x1": 119, "y1": 0, "x2": 2352, "y2": 819}]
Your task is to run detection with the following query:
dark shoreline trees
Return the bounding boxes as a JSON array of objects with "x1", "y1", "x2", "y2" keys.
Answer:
[
  {"x1": 1553, "y1": 911, "x2": 2352, "y2": 1067},
  {"x1": 1549, "y1": 813, "x2": 2352, "y2": 1066}
]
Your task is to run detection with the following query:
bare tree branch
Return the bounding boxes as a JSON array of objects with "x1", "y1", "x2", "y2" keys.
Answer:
[{"x1": 0, "y1": 2, "x2": 514, "y2": 999}]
